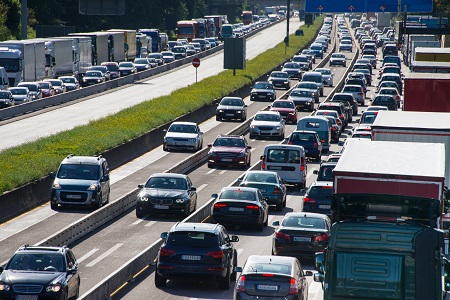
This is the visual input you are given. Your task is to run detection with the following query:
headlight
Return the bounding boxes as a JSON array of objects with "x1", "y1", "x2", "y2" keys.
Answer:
[
  {"x1": 175, "y1": 198, "x2": 189, "y2": 204},
  {"x1": 0, "y1": 283, "x2": 10, "y2": 291},
  {"x1": 236, "y1": 110, "x2": 243, "y2": 113},
  {"x1": 46, "y1": 284, "x2": 61, "y2": 293},
  {"x1": 275, "y1": 126, "x2": 281, "y2": 130},
  {"x1": 88, "y1": 183, "x2": 99, "y2": 191},
  {"x1": 97, "y1": 79, "x2": 101, "y2": 82},
  {"x1": 138, "y1": 195, "x2": 149, "y2": 201},
  {"x1": 52, "y1": 183, "x2": 61, "y2": 190}
]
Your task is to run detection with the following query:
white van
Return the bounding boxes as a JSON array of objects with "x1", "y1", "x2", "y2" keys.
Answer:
[{"x1": 261, "y1": 144, "x2": 307, "y2": 189}]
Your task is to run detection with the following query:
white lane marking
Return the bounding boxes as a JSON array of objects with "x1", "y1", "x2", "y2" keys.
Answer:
[
  {"x1": 268, "y1": 215, "x2": 275, "y2": 225},
  {"x1": 308, "y1": 275, "x2": 322, "y2": 295},
  {"x1": 237, "y1": 248, "x2": 244, "y2": 256},
  {"x1": 77, "y1": 249, "x2": 99, "y2": 263},
  {"x1": 286, "y1": 194, "x2": 296, "y2": 202},
  {"x1": 196, "y1": 184, "x2": 208, "y2": 193},
  {"x1": 132, "y1": 218, "x2": 146, "y2": 225},
  {"x1": 219, "y1": 170, "x2": 227, "y2": 175},
  {"x1": 86, "y1": 243, "x2": 124, "y2": 267},
  {"x1": 206, "y1": 168, "x2": 216, "y2": 174},
  {"x1": 144, "y1": 221, "x2": 156, "y2": 227}
]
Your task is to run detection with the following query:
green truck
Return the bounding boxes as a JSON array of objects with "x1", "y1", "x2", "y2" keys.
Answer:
[{"x1": 314, "y1": 140, "x2": 450, "y2": 300}]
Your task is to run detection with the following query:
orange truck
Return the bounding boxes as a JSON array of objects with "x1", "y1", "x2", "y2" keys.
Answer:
[
  {"x1": 242, "y1": 11, "x2": 253, "y2": 25},
  {"x1": 176, "y1": 21, "x2": 198, "y2": 42}
]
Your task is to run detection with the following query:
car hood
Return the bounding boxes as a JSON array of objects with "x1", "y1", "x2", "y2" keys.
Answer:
[
  {"x1": 120, "y1": 67, "x2": 134, "y2": 71},
  {"x1": 165, "y1": 132, "x2": 198, "y2": 139},
  {"x1": 282, "y1": 68, "x2": 300, "y2": 72},
  {"x1": 134, "y1": 63, "x2": 148, "y2": 67},
  {"x1": 251, "y1": 120, "x2": 282, "y2": 127},
  {"x1": 270, "y1": 107, "x2": 295, "y2": 113},
  {"x1": 210, "y1": 146, "x2": 245, "y2": 153},
  {"x1": 251, "y1": 88, "x2": 274, "y2": 93},
  {"x1": 84, "y1": 76, "x2": 102, "y2": 80},
  {"x1": 1, "y1": 270, "x2": 64, "y2": 285},
  {"x1": 64, "y1": 83, "x2": 77, "y2": 87},
  {"x1": 141, "y1": 188, "x2": 188, "y2": 198},
  {"x1": 55, "y1": 178, "x2": 97, "y2": 189},
  {"x1": 217, "y1": 105, "x2": 244, "y2": 110},
  {"x1": 269, "y1": 77, "x2": 288, "y2": 81},
  {"x1": 288, "y1": 96, "x2": 313, "y2": 102},
  {"x1": 12, "y1": 95, "x2": 27, "y2": 100}
]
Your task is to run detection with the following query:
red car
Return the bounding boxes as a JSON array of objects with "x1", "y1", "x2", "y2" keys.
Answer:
[
  {"x1": 38, "y1": 81, "x2": 55, "y2": 98},
  {"x1": 269, "y1": 99, "x2": 298, "y2": 124},
  {"x1": 207, "y1": 135, "x2": 251, "y2": 169}
]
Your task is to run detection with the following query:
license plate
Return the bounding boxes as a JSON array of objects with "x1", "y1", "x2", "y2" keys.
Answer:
[
  {"x1": 294, "y1": 237, "x2": 311, "y2": 242},
  {"x1": 66, "y1": 194, "x2": 81, "y2": 199},
  {"x1": 258, "y1": 95, "x2": 266, "y2": 98},
  {"x1": 319, "y1": 205, "x2": 331, "y2": 209},
  {"x1": 269, "y1": 166, "x2": 282, "y2": 170},
  {"x1": 229, "y1": 207, "x2": 244, "y2": 212},
  {"x1": 181, "y1": 255, "x2": 201, "y2": 261},
  {"x1": 154, "y1": 204, "x2": 169, "y2": 209},
  {"x1": 257, "y1": 284, "x2": 278, "y2": 291},
  {"x1": 16, "y1": 296, "x2": 38, "y2": 300},
  {"x1": 222, "y1": 158, "x2": 232, "y2": 162},
  {"x1": 297, "y1": 104, "x2": 304, "y2": 108},
  {"x1": 226, "y1": 114, "x2": 234, "y2": 116}
]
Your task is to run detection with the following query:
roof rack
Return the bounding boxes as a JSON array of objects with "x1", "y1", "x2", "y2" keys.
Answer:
[
  {"x1": 66, "y1": 154, "x2": 74, "y2": 159},
  {"x1": 17, "y1": 244, "x2": 29, "y2": 251}
]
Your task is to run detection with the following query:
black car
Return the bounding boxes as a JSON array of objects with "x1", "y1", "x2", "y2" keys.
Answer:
[
  {"x1": 135, "y1": 173, "x2": 197, "y2": 218},
  {"x1": 317, "y1": 102, "x2": 348, "y2": 127},
  {"x1": 288, "y1": 130, "x2": 322, "y2": 162},
  {"x1": 268, "y1": 71, "x2": 291, "y2": 90},
  {"x1": 272, "y1": 212, "x2": 331, "y2": 257},
  {"x1": 313, "y1": 162, "x2": 337, "y2": 182},
  {"x1": 0, "y1": 90, "x2": 14, "y2": 108},
  {"x1": 216, "y1": 97, "x2": 247, "y2": 121},
  {"x1": 81, "y1": 71, "x2": 105, "y2": 87},
  {"x1": 330, "y1": 93, "x2": 359, "y2": 116},
  {"x1": 250, "y1": 81, "x2": 276, "y2": 101},
  {"x1": 155, "y1": 222, "x2": 239, "y2": 289},
  {"x1": 303, "y1": 181, "x2": 333, "y2": 215},
  {"x1": 372, "y1": 95, "x2": 398, "y2": 111},
  {"x1": 0, "y1": 245, "x2": 80, "y2": 300},
  {"x1": 211, "y1": 187, "x2": 269, "y2": 231}
]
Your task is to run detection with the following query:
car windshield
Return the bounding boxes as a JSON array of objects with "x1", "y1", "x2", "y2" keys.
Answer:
[
  {"x1": 48, "y1": 80, "x2": 61, "y2": 87},
  {"x1": 361, "y1": 113, "x2": 378, "y2": 123},
  {"x1": 220, "y1": 98, "x2": 243, "y2": 106},
  {"x1": 332, "y1": 54, "x2": 345, "y2": 58},
  {"x1": 162, "y1": 52, "x2": 173, "y2": 57},
  {"x1": 318, "y1": 69, "x2": 331, "y2": 75},
  {"x1": 290, "y1": 132, "x2": 316, "y2": 142},
  {"x1": 272, "y1": 101, "x2": 294, "y2": 108},
  {"x1": 145, "y1": 177, "x2": 188, "y2": 190},
  {"x1": 317, "y1": 165, "x2": 335, "y2": 181},
  {"x1": 254, "y1": 113, "x2": 281, "y2": 122},
  {"x1": 134, "y1": 59, "x2": 148, "y2": 64},
  {"x1": 120, "y1": 63, "x2": 133, "y2": 67},
  {"x1": 90, "y1": 67, "x2": 105, "y2": 72},
  {"x1": 7, "y1": 253, "x2": 65, "y2": 272},
  {"x1": 148, "y1": 54, "x2": 162, "y2": 59},
  {"x1": 373, "y1": 96, "x2": 395, "y2": 103},
  {"x1": 379, "y1": 89, "x2": 396, "y2": 95},
  {"x1": 103, "y1": 64, "x2": 118, "y2": 71},
  {"x1": 10, "y1": 88, "x2": 27, "y2": 95},
  {"x1": 20, "y1": 84, "x2": 37, "y2": 91},
  {"x1": 293, "y1": 56, "x2": 308, "y2": 62},
  {"x1": 57, "y1": 164, "x2": 100, "y2": 180},
  {"x1": 173, "y1": 47, "x2": 185, "y2": 53},
  {"x1": 298, "y1": 83, "x2": 317, "y2": 89},
  {"x1": 254, "y1": 83, "x2": 272, "y2": 89},
  {"x1": 333, "y1": 95, "x2": 351, "y2": 101},
  {"x1": 213, "y1": 138, "x2": 245, "y2": 148},
  {"x1": 219, "y1": 189, "x2": 256, "y2": 201},
  {"x1": 85, "y1": 71, "x2": 102, "y2": 77},
  {"x1": 341, "y1": 40, "x2": 352, "y2": 44},
  {"x1": 168, "y1": 124, "x2": 197, "y2": 133},
  {"x1": 243, "y1": 172, "x2": 277, "y2": 183},
  {"x1": 282, "y1": 216, "x2": 326, "y2": 229},
  {"x1": 271, "y1": 72, "x2": 288, "y2": 78},
  {"x1": 38, "y1": 82, "x2": 50, "y2": 89},
  {"x1": 243, "y1": 262, "x2": 291, "y2": 275},
  {"x1": 307, "y1": 186, "x2": 333, "y2": 199},
  {"x1": 165, "y1": 231, "x2": 218, "y2": 248},
  {"x1": 284, "y1": 63, "x2": 299, "y2": 69},
  {"x1": 60, "y1": 77, "x2": 76, "y2": 84},
  {"x1": 290, "y1": 90, "x2": 311, "y2": 97}
]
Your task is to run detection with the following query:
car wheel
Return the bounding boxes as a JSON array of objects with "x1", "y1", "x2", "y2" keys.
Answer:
[
  {"x1": 218, "y1": 268, "x2": 231, "y2": 289},
  {"x1": 315, "y1": 154, "x2": 321, "y2": 162},
  {"x1": 136, "y1": 209, "x2": 144, "y2": 219},
  {"x1": 163, "y1": 144, "x2": 169, "y2": 152},
  {"x1": 279, "y1": 132, "x2": 285, "y2": 141},
  {"x1": 69, "y1": 282, "x2": 80, "y2": 300},
  {"x1": 50, "y1": 202, "x2": 58, "y2": 210},
  {"x1": 216, "y1": 116, "x2": 221, "y2": 121},
  {"x1": 94, "y1": 194, "x2": 103, "y2": 209},
  {"x1": 104, "y1": 193, "x2": 110, "y2": 205},
  {"x1": 249, "y1": 133, "x2": 255, "y2": 140},
  {"x1": 230, "y1": 252, "x2": 238, "y2": 280},
  {"x1": 207, "y1": 163, "x2": 215, "y2": 169},
  {"x1": 257, "y1": 221, "x2": 264, "y2": 232},
  {"x1": 276, "y1": 203, "x2": 283, "y2": 212},
  {"x1": 241, "y1": 114, "x2": 246, "y2": 122},
  {"x1": 283, "y1": 197, "x2": 287, "y2": 207},
  {"x1": 155, "y1": 269, "x2": 167, "y2": 288}
]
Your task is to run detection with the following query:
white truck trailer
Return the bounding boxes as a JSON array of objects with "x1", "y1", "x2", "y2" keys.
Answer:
[
  {"x1": 376, "y1": 12, "x2": 392, "y2": 27},
  {"x1": 56, "y1": 36, "x2": 92, "y2": 78},
  {"x1": 0, "y1": 40, "x2": 46, "y2": 86},
  {"x1": 39, "y1": 38, "x2": 74, "y2": 78},
  {"x1": 68, "y1": 32, "x2": 110, "y2": 66},
  {"x1": 108, "y1": 29, "x2": 136, "y2": 61}
]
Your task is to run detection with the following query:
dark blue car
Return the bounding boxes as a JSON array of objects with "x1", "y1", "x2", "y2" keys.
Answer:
[{"x1": 288, "y1": 130, "x2": 322, "y2": 162}]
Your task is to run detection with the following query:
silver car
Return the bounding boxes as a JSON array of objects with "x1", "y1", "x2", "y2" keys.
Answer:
[
  {"x1": 163, "y1": 122, "x2": 203, "y2": 152},
  {"x1": 342, "y1": 84, "x2": 365, "y2": 106},
  {"x1": 315, "y1": 68, "x2": 334, "y2": 87},
  {"x1": 249, "y1": 111, "x2": 285, "y2": 140},
  {"x1": 9, "y1": 87, "x2": 30, "y2": 104}
]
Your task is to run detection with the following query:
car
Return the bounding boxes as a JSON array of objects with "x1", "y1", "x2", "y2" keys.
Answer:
[
  {"x1": 269, "y1": 99, "x2": 298, "y2": 124},
  {"x1": 167, "y1": 41, "x2": 181, "y2": 51},
  {"x1": 303, "y1": 181, "x2": 333, "y2": 215},
  {"x1": 184, "y1": 44, "x2": 197, "y2": 56},
  {"x1": 133, "y1": 58, "x2": 151, "y2": 71},
  {"x1": 0, "y1": 245, "x2": 80, "y2": 300},
  {"x1": 317, "y1": 102, "x2": 348, "y2": 127},
  {"x1": 315, "y1": 68, "x2": 334, "y2": 86},
  {"x1": 249, "y1": 111, "x2": 285, "y2": 140},
  {"x1": 238, "y1": 170, "x2": 287, "y2": 211},
  {"x1": 371, "y1": 95, "x2": 398, "y2": 110},
  {"x1": 292, "y1": 55, "x2": 311, "y2": 70},
  {"x1": 296, "y1": 81, "x2": 320, "y2": 103},
  {"x1": 0, "y1": 90, "x2": 14, "y2": 108},
  {"x1": 359, "y1": 110, "x2": 379, "y2": 125},
  {"x1": 342, "y1": 84, "x2": 365, "y2": 106},
  {"x1": 38, "y1": 81, "x2": 55, "y2": 97},
  {"x1": 353, "y1": 68, "x2": 372, "y2": 85},
  {"x1": 309, "y1": 43, "x2": 324, "y2": 58},
  {"x1": 376, "y1": 80, "x2": 400, "y2": 94},
  {"x1": 155, "y1": 222, "x2": 238, "y2": 289},
  {"x1": 161, "y1": 51, "x2": 176, "y2": 63},
  {"x1": 81, "y1": 70, "x2": 105, "y2": 87},
  {"x1": 135, "y1": 173, "x2": 197, "y2": 218},
  {"x1": 207, "y1": 135, "x2": 252, "y2": 168},
  {"x1": 9, "y1": 87, "x2": 30, "y2": 104},
  {"x1": 250, "y1": 81, "x2": 276, "y2": 101},
  {"x1": 313, "y1": 162, "x2": 337, "y2": 182},
  {"x1": 376, "y1": 87, "x2": 401, "y2": 107},
  {"x1": 192, "y1": 38, "x2": 207, "y2": 51},
  {"x1": 302, "y1": 72, "x2": 324, "y2": 96},
  {"x1": 148, "y1": 53, "x2": 164, "y2": 65},
  {"x1": 379, "y1": 73, "x2": 403, "y2": 95},
  {"x1": 205, "y1": 37, "x2": 218, "y2": 47},
  {"x1": 147, "y1": 57, "x2": 158, "y2": 68},
  {"x1": 44, "y1": 79, "x2": 67, "y2": 94},
  {"x1": 378, "y1": 65, "x2": 402, "y2": 79},
  {"x1": 288, "y1": 130, "x2": 322, "y2": 162},
  {"x1": 272, "y1": 212, "x2": 331, "y2": 257},
  {"x1": 329, "y1": 53, "x2": 347, "y2": 67},
  {"x1": 100, "y1": 62, "x2": 120, "y2": 79},
  {"x1": 339, "y1": 40, "x2": 353, "y2": 52},
  {"x1": 281, "y1": 62, "x2": 302, "y2": 79},
  {"x1": 118, "y1": 62, "x2": 137, "y2": 76},
  {"x1": 211, "y1": 186, "x2": 269, "y2": 231},
  {"x1": 330, "y1": 92, "x2": 358, "y2": 115},
  {"x1": 268, "y1": 71, "x2": 290, "y2": 89},
  {"x1": 326, "y1": 153, "x2": 341, "y2": 163},
  {"x1": 163, "y1": 121, "x2": 203, "y2": 152},
  {"x1": 172, "y1": 45, "x2": 187, "y2": 59},
  {"x1": 362, "y1": 54, "x2": 377, "y2": 69},
  {"x1": 322, "y1": 115, "x2": 341, "y2": 142},
  {"x1": 345, "y1": 78, "x2": 367, "y2": 94},
  {"x1": 17, "y1": 82, "x2": 42, "y2": 100},
  {"x1": 351, "y1": 130, "x2": 372, "y2": 139},
  {"x1": 189, "y1": 42, "x2": 202, "y2": 53},
  {"x1": 58, "y1": 76, "x2": 80, "y2": 91},
  {"x1": 49, "y1": 154, "x2": 110, "y2": 210},
  {"x1": 365, "y1": 105, "x2": 388, "y2": 112},
  {"x1": 216, "y1": 96, "x2": 247, "y2": 121},
  {"x1": 301, "y1": 49, "x2": 316, "y2": 63},
  {"x1": 88, "y1": 65, "x2": 111, "y2": 81},
  {"x1": 288, "y1": 88, "x2": 315, "y2": 112},
  {"x1": 234, "y1": 255, "x2": 312, "y2": 299}
]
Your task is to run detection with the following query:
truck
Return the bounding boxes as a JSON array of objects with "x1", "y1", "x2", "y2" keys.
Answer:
[
  {"x1": 136, "y1": 33, "x2": 152, "y2": 57},
  {"x1": 95, "y1": 31, "x2": 125, "y2": 63},
  {"x1": 242, "y1": 11, "x2": 253, "y2": 25},
  {"x1": 204, "y1": 15, "x2": 224, "y2": 38},
  {"x1": 265, "y1": 6, "x2": 277, "y2": 15},
  {"x1": 402, "y1": 34, "x2": 439, "y2": 65},
  {"x1": 176, "y1": 21, "x2": 198, "y2": 41},
  {"x1": 0, "y1": 40, "x2": 46, "y2": 86},
  {"x1": 68, "y1": 32, "x2": 110, "y2": 66},
  {"x1": 192, "y1": 19, "x2": 207, "y2": 38},
  {"x1": 314, "y1": 139, "x2": 449, "y2": 300},
  {"x1": 204, "y1": 18, "x2": 216, "y2": 37},
  {"x1": 376, "y1": 12, "x2": 391, "y2": 28},
  {"x1": 38, "y1": 38, "x2": 73, "y2": 78},
  {"x1": 107, "y1": 29, "x2": 137, "y2": 61},
  {"x1": 138, "y1": 29, "x2": 161, "y2": 53},
  {"x1": 415, "y1": 47, "x2": 450, "y2": 62},
  {"x1": 410, "y1": 40, "x2": 441, "y2": 65},
  {"x1": 403, "y1": 73, "x2": 450, "y2": 111},
  {"x1": 55, "y1": 36, "x2": 92, "y2": 78}
]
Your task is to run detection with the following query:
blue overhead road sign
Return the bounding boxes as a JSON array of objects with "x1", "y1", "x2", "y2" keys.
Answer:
[{"x1": 305, "y1": 0, "x2": 432, "y2": 13}]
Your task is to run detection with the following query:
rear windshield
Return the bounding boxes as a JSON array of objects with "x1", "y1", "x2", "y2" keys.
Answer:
[
  {"x1": 282, "y1": 216, "x2": 326, "y2": 229},
  {"x1": 317, "y1": 165, "x2": 335, "y2": 181},
  {"x1": 220, "y1": 190, "x2": 256, "y2": 201},
  {"x1": 307, "y1": 186, "x2": 333, "y2": 199},
  {"x1": 266, "y1": 149, "x2": 301, "y2": 164},
  {"x1": 243, "y1": 262, "x2": 291, "y2": 275},
  {"x1": 165, "y1": 231, "x2": 218, "y2": 248},
  {"x1": 290, "y1": 132, "x2": 316, "y2": 142}
]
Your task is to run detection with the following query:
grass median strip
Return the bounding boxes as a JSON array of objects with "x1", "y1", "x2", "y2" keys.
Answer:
[{"x1": 0, "y1": 16, "x2": 323, "y2": 194}]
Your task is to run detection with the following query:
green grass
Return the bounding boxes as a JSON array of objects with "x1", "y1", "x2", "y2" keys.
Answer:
[{"x1": 0, "y1": 16, "x2": 323, "y2": 194}]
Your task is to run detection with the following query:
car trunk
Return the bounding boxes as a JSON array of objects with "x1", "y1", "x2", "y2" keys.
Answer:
[{"x1": 243, "y1": 273, "x2": 291, "y2": 297}]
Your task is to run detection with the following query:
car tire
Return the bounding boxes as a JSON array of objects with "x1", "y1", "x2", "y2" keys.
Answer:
[
  {"x1": 283, "y1": 197, "x2": 287, "y2": 207},
  {"x1": 315, "y1": 154, "x2": 321, "y2": 162},
  {"x1": 257, "y1": 221, "x2": 264, "y2": 232},
  {"x1": 104, "y1": 193, "x2": 110, "y2": 205},
  {"x1": 50, "y1": 202, "x2": 58, "y2": 210},
  {"x1": 249, "y1": 133, "x2": 255, "y2": 140},
  {"x1": 276, "y1": 203, "x2": 283, "y2": 212},
  {"x1": 163, "y1": 144, "x2": 169, "y2": 152},
  {"x1": 155, "y1": 269, "x2": 167, "y2": 288},
  {"x1": 216, "y1": 116, "x2": 221, "y2": 121},
  {"x1": 69, "y1": 282, "x2": 80, "y2": 300},
  {"x1": 218, "y1": 268, "x2": 231, "y2": 289},
  {"x1": 94, "y1": 194, "x2": 103, "y2": 210},
  {"x1": 136, "y1": 209, "x2": 144, "y2": 219},
  {"x1": 207, "y1": 163, "x2": 215, "y2": 169},
  {"x1": 231, "y1": 251, "x2": 238, "y2": 281}
]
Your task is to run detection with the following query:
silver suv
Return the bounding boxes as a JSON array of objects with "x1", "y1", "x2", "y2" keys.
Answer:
[{"x1": 50, "y1": 155, "x2": 110, "y2": 210}]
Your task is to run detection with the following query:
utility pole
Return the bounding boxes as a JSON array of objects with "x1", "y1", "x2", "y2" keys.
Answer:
[
  {"x1": 285, "y1": 0, "x2": 291, "y2": 46},
  {"x1": 21, "y1": 0, "x2": 27, "y2": 39}
]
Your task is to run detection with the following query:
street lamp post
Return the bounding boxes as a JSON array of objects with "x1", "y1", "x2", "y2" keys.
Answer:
[{"x1": 21, "y1": 0, "x2": 27, "y2": 39}]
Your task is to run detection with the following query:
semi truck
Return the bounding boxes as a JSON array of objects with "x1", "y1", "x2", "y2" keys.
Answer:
[
  {"x1": 136, "y1": 33, "x2": 152, "y2": 57},
  {"x1": 68, "y1": 32, "x2": 110, "y2": 66},
  {"x1": 242, "y1": 11, "x2": 253, "y2": 25},
  {"x1": 56, "y1": 36, "x2": 92, "y2": 78},
  {"x1": 138, "y1": 29, "x2": 162, "y2": 53},
  {"x1": 176, "y1": 21, "x2": 198, "y2": 41},
  {"x1": 95, "y1": 31, "x2": 125, "y2": 63},
  {"x1": 314, "y1": 139, "x2": 449, "y2": 300},
  {"x1": 108, "y1": 29, "x2": 137, "y2": 61},
  {"x1": 38, "y1": 38, "x2": 74, "y2": 78},
  {"x1": 403, "y1": 34, "x2": 439, "y2": 65},
  {"x1": 204, "y1": 15, "x2": 224, "y2": 38},
  {"x1": 0, "y1": 40, "x2": 46, "y2": 86},
  {"x1": 403, "y1": 73, "x2": 450, "y2": 112},
  {"x1": 415, "y1": 47, "x2": 450, "y2": 62},
  {"x1": 265, "y1": 6, "x2": 277, "y2": 15},
  {"x1": 376, "y1": 12, "x2": 391, "y2": 27}
]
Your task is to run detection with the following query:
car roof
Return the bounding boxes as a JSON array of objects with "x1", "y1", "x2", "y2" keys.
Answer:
[
  {"x1": 170, "y1": 121, "x2": 198, "y2": 126},
  {"x1": 284, "y1": 211, "x2": 329, "y2": 219},
  {"x1": 151, "y1": 173, "x2": 187, "y2": 179},
  {"x1": 61, "y1": 154, "x2": 104, "y2": 165},
  {"x1": 256, "y1": 110, "x2": 280, "y2": 115},
  {"x1": 221, "y1": 186, "x2": 258, "y2": 193},
  {"x1": 246, "y1": 255, "x2": 297, "y2": 265},
  {"x1": 310, "y1": 181, "x2": 333, "y2": 188}
]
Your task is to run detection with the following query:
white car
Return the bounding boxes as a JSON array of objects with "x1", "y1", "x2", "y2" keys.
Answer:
[
  {"x1": 329, "y1": 53, "x2": 346, "y2": 67},
  {"x1": 163, "y1": 122, "x2": 203, "y2": 152},
  {"x1": 249, "y1": 111, "x2": 285, "y2": 140},
  {"x1": 315, "y1": 68, "x2": 334, "y2": 87}
]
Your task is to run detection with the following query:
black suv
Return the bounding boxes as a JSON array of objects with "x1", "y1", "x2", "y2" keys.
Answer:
[
  {"x1": 0, "y1": 245, "x2": 80, "y2": 300},
  {"x1": 50, "y1": 154, "x2": 110, "y2": 210},
  {"x1": 303, "y1": 181, "x2": 333, "y2": 215},
  {"x1": 331, "y1": 93, "x2": 358, "y2": 115},
  {"x1": 313, "y1": 162, "x2": 337, "y2": 182},
  {"x1": 216, "y1": 97, "x2": 247, "y2": 121},
  {"x1": 155, "y1": 222, "x2": 239, "y2": 289}
]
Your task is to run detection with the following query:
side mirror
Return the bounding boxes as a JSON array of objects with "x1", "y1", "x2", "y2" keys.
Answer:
[
  {"x1": 207, "y1": 144, "x2": 212, "y2": 148},
  {"x1": 235, "y1": 266, "x2": 243, "y2": 273},
  {"x1": 101, "y1": 175, "x2": 110, "y2": 182},
  {"x1": 0, "y1": 267, "x2": 4, "y2": 273},
  {"x1": 68, "y1": 268, "x2": 78, "y2": 275},
  {"x1": 190, "y1": 187, "x2": 196, "y2": 191},
  {"x1": 313, "y1": 169, "x2": 319, "y2": 175},
  {"x1": 305, "y1": 270, "x2": 313, "y2": 276},
  {"x1": 244, "y1": 104, "x2": 248, "y2": 107},
  {"x1": 163, "y1": 129, "x2": 167, "y2": 132},
  {"x1": 314, "y1": 272, "x2": 324, "y2": 283},
  {"x1": 231, "y1": 235, "x2": 239, "y2": 242},
  {"x1": 315, "y1": 251, "x2": 325, "y2": 273},
  {"x1": 137, "y1": 184, "x2": 144, "y2": 188},
  {"x1": 247, "y1": 145, "x2": 252, "y2": 149},
  {"x1": 160, "y1": 232, "x2": 168, "y2": 239},
  {"x1": 199, "y1": 132, "x2": 203, "y2": 135},
  {"x1": 272, "y1": 221, "x2": 280, "y2": 226},
  {"x1": 211, "y1": 193, "x2": 218, "y2": 199},
  {"x1": 49, "y1": 172, "x2": 56, "y2": 179}
]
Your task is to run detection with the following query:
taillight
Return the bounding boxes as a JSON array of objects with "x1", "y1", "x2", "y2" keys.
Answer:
[
  {"x1": 331, "y1": 126, "x2": 336, "y2": 131},
  {"x1": 289, "y1": 278, "x2": 299, "y2": 295},
  {"x1": 314, "y1": 233, "x2": 329, "y2": 242},
  {"x1": 214, "y1": 203, "x2": 227, "y2": 209},
  {"x1": 159, "y1": 248, "x2": 176, "y2": 257},
  {"x1": 236, "y1": 276, "x2": 246, "y2": 291},
  {"x1": 261, "y1": 155, "x2": 266, "y2": 170},
  {"x1": 336, "y1": 119, "x2": 342, "y2": 125},
  {"x1": 321, "y1": 139, "x2": 325, "y2": 143},
  {"x1": 300, "y1": 157, "x2": 305, "y2": 171},
  {"x1": 207, "y1": 250, "x2": 225, "y2": 259},
  {"x1": 246, "y1": 205, "x2": 259, "y2": 210},
  {"x1": 275, "y1": 231, "x2": 290, "y2": 240},
  {"x1": 288, "y1": 141, "x2": 293, "y2": 145},
  {"x1": 313, "y1": 142, "x2": 318, "y2": 148},
  {"x1": 303, "y1": 197, "x2": 315, "y2": 203},
  {"x1": 339, "y1": 114, "x2": 344, "y2": 119},
  {"x1": 273, "y1": 187, "x2": 281, "y2": 194}
]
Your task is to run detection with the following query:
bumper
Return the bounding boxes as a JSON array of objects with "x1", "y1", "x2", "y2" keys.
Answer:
[
  {"x1": 264, "y1": 195, "x2": 284, "y2": 206},
  {"x1": 164, "y1": 140, "x2": 198, "y2": 151},
  {"x1": 303, "y1": 203, "x2": 331, "y2": 215},
  {"x1": 304, "y1": 148, "x2": 320, "y2": 158},
  {"x1": 51, "y1": 189, "x2": 101, "y2": 207},
  {"x1": 208, "y1": 156, "x2": 247, "y2": 167},
  {"x1": 250, "y1": 128, "x2": 283, "y2": 138},
  {"x1": 270, "y1": 81, "x2": 290, "y2": 89},
  {"x1": 250, "y1": 93, "x2": 274, "y2": 101},
  {"x1": 339, "y1": 46, "x2": 353, "y2": 51},
  {"x1": 272, "y1": 242, "x2": 327, "y2": 257},
  {"x1": 330, "y1": 60, "x2": 346, "y2": 66},
  {"x1": 294, "y1": 102, "x2": 314, "y2": 111},
  {"x1": 212, "y1": 213, "x2": 262, "y2": 226},
  {"x1": 157, "y1": 263, "x2": 226, "y2": 279},
  {"x1": 0, "y1": 291, "x2": 67, "y2": 300},
  {"x1": 216, "y1": 111, "x2": 245, "y2": 120},
  {"x1": 136, "y1": 201, "x2": 189, "y2": 214},
  {"x1": 235, "y1": 292, "x2": 300, "y2": 300}
]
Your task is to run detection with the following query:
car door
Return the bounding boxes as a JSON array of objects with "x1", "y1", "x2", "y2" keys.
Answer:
[
  {"x1": 219, "y1": 229, "x2": 233, "y2": 274},
  {"x1": 187, "y1": 176, "x2": 196, "y2": 211},
  {"x1": 257, "y1": 190, "x2": 268, "y2": 222},
  {"x1": 65, "y1": 251, "x2": 79, "y2": 298}
]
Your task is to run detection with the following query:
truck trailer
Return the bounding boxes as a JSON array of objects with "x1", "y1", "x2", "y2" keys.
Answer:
[
  {"x1": 415, "y1": 47, "x2": 450, "y2": 62},
  {"x1": 55, "y1": 36, "x2": 92, "y2": 78},
  {"x1": 403, "y1": 73, "x2": 450, "y2": 112},
  {"x1": 176, "y1": 21, "x2": 198, "y2": 41},
  {"x1": 68, "y1": 32, "x2": 110, "y2": 66},
  {"x1": 108, "y1": 29, "x2": 137, "y2": 61},
  {"x1": 37, "y1": 38, "x2": 73, "y2": 78},
  {"x1": 204, "y1": 15, "x2": 224, "y2": 38},
  {"x1": 0, "y1": 40, "x2": 46, "y2": 86},
  {"x1": 138, "y1": 29, "x2": 161, "y2": 53},
  {"x1": 376, "y1": 12, "x2": 391, "y2": 27},
  {"x1": 314, "y1": 139, "x2": 448, "y2": 300}
]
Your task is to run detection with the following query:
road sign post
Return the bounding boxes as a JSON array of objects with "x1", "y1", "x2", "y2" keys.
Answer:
[
  {"x1": 349, "y1": 5, "x2": 354, "y2": 13},
  {"x1": 192, "y1": 58, "x2": 200, "y2": 83}
]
